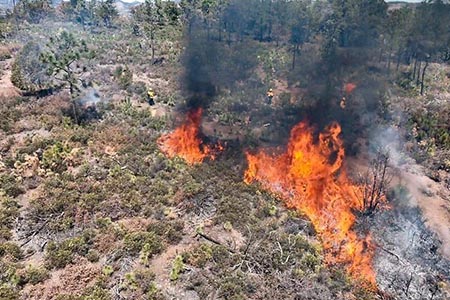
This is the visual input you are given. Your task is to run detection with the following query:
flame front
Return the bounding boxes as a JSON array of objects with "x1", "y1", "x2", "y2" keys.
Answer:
[
  {"x1": 158, "y1": 108, "x2": 215, "y2": 165},
  {"x1": 244, "y1": 121, "x2": 376, "y2": 284}
]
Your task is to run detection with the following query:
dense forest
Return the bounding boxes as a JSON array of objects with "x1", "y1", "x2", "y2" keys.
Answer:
[{"x1": 0, "y1": 1, "x2": 450, "y2": 300}]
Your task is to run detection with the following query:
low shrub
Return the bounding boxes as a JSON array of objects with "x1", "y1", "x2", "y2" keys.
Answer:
[
  {"x1": 18, "y1": 265, "x2": 49, "y2": 285},
  {"x1": 123, "y1": 231, "x2": 162, "y2": 256},
  {"x1": 0, "y1": 242, "x2": 23, "y2": 261},
  {"x1": 45, "y1": 232, "x2": 95, "y2": 269}
]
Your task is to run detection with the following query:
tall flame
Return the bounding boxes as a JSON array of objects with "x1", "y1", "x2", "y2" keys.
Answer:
[
  {"x1": 158, "y1": 108, "x2": 220, "y2": 165},
  {"x1": 244, "y1": 121, "x2": 376, "y2": 284}
]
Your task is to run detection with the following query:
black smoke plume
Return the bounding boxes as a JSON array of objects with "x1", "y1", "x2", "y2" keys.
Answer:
[{"x1": 181, "y1": 15, "x2": 258, "y2": 109}]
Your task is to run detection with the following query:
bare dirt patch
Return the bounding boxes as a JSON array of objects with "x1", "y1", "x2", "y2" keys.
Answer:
[
  {"x1": 0, "y1": 58, "x2": 20, "y2": 98},
  {"x1": 22, "y1": 258, "x2": 101, "y2": 300},
  {"x1": 397, "y1": 168, "x2": 450, "y2": 259}
]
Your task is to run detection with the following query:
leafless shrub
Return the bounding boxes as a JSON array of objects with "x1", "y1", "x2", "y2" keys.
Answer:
[{"x1": 359, "y1": 149, "x2": 392, "y2": 215}]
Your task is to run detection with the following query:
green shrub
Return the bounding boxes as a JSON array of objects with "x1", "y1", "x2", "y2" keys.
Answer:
[
  {"x1": 409, "y1": 107, "x2": 450, "y2": 150},
  {"x1": 0, "y1": 48, "x2": 11, "y2": 61},
  {"x1": 183, "y1": 244, "x2": 213, "y2": 268},
  {"x1": 218, "y1": 274, "x2": 247, "y2": 300},
  {"x1": 124, "y1": 272, "x2": 138, "y2": 290},
  {"x1": 19, "y1": 265, "x2": 49, "y2": 285},
  {"x1": 0, "y1": 21, "x2": 12, "y2": 41},
  {"x1": 128, "y1": 81, "x2": 147, "y2": 98},
  {"x1": 216, "y1": 194, "x2": 253, "y2": 229},
  {"x1": 123, "y1": 231, "x2": 162, "y2": 256},
  {"x1": 95, "y1": 217, "x2": 112, "y2": 229},
  {"x1": 45, "y1": 232, "x2": 95, "y2": 269},
  {"x1": 14, "y1": 0, "x2": 54, "y2": 23},
  {"x1": 56, "y1": 284, "x2": 111, "y2": 300},
  {"x1": 0, "y1": 175, "x2": 24, "y2": 198},
  {"x1": 102, "y1": 265, "x2": 114, "y2": 277},
  {"x1": 86, "y1": 249, "x2": 100, "y2": 263},
  {"x1": 147, "y1": 220, "x2": 184, "y2": 245},
  {"x1": 169, "y1": 255, "x2": 184, "y2": 281},
  {"x1": 0, "y1": 196, "x2": 20, "y2": 240},
  {"x1": 0, "y1": 284, "x2": 19, "y2": 300},
  {"x1": 0, "y1": 107, "x2": 22, "y2": 133},
  {"x1": 0, "y1": 243, "x2": 23, "y2": 261},
  {"x1": 83, "y1": 285, "x2": 111, "y2": 300},
  {"x1": 134, "y1": 269, "x2": 156, "y2": 293},
  {"x1": 41, "y1": 142, "x2": 72, "y2": 172},
  {"x1": 299, "y1": 252, "x2": 322, "y2": 273},
  {"x1": 114, "y1": 66, "x2": 133, "y2": 90}
]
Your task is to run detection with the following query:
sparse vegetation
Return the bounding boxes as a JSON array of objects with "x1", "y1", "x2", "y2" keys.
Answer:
[{"x1": 0, "y1": 0, "x2": 449, "y2": 299}]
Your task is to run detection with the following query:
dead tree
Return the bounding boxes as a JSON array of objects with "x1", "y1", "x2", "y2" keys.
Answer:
[{"x1": 360, "y1": 149, "x2": 392, "y2": 215}]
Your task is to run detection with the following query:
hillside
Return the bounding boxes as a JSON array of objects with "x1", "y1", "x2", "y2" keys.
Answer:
[{"x1": 1, "y1": 1, "x2": 450, "y2": 300}]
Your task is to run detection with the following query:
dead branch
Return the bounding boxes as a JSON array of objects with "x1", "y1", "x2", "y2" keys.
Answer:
[
  {"x1": 360, "y1": 148, "x2": 392, "y2": 215},
  {"x1": 20, "y1": 211, "x2": 65, "y2": 247},
  {"x1": 378, "y1": 245, "x2": 405, "y2": 265},
  {"x1": 195, "y1": 232, "x2": 236, "y2": 253}
]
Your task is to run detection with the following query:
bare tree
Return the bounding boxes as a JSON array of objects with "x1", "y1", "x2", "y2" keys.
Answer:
[{"x1": 360, "y1": 149, "x2": 392, "y2": 215}]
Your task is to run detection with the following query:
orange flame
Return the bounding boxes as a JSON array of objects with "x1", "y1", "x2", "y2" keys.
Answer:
[
  {"x1": 158, "y1": 108, "x2": 221, "y2": 165},
  {"x1": 244, "y1": 121, "x2": 376, "y2": 284},
  {"x1": 344, "y1": 82, "x2": 357, "y2": 94}
]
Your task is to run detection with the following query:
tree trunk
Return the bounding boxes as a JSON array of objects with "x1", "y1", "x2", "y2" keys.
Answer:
[
  {"x1": 420, "y1": 61, "x2": 429, "y2": 95},
  {"x1": 151, "y1": 30, "x2": 155, "y2": 61},
  {"x1": 396, "y1": 49, "x2": 402, "y2": 71},
  {"x1": 412, "y1": 57, "x2": 417, "y2": 80},
  {"x1": 291, "y1": 44, "x2": 298, "y2": 70},
  {"x1": 259, "y1": 25, "x2": 263, "y2": 42},
  {"x1": 188, "y1": 19, "x2": 192, "y2": 36},
  {"x1": 72, "y1": 101, "x2": 78, "y2": 124},
  {"x1": 387, "y1": 48, "x2": 392, "y2": 74},
  {"x1": 416, "y1": 60, "x2": 422, "y2": 86},
  {"x1": 379, "y1": 46, "x2": 384, "y2": 63},
  {"x1": 268, "y1": 20, "x2": 273, "y2": 41},
  {"x1": 219, "y1": 22, "x2": 223, "y2": 42}
]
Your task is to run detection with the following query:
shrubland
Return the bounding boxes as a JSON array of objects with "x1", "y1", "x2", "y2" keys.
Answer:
[{"x1": 0, "y1": 0, "x2": 449, "y2": 299}]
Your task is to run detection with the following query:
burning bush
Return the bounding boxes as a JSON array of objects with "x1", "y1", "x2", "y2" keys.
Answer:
[
  {"x1": 158, "y1": 108, "x2": 223, "y2": 165},
  {"x1": 244, "y1": 121, "x2": 377, "y2": 283}
]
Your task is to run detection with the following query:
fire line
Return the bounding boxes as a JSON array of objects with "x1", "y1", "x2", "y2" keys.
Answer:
[{"x1": 244, "y1": 121, "x2": 376, "y2": 284}]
